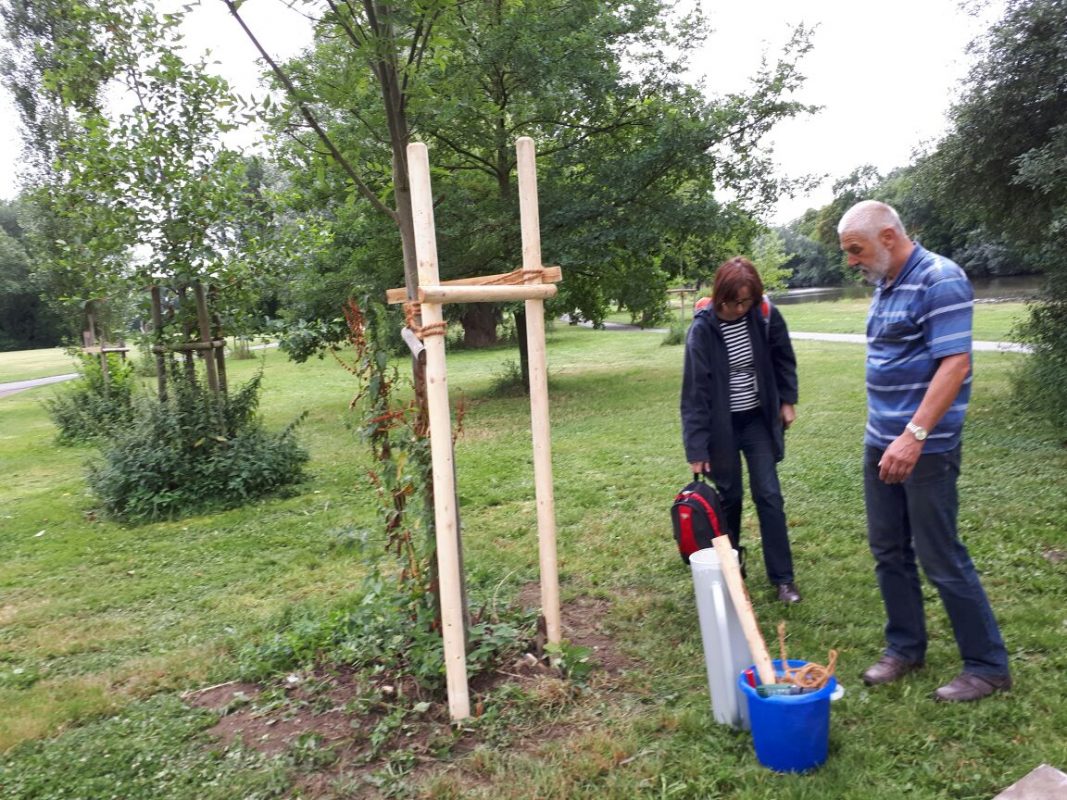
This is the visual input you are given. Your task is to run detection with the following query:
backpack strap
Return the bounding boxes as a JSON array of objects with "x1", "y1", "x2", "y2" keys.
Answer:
[
  {"x1": 757, "y1": 294, "x2": 772, "y2": 339},
  {"x1": 760, "y1": 295, "x2": 771, "y2": 319}
]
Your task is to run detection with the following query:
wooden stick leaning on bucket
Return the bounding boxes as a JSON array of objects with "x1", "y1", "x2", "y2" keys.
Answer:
[{"x1": 711, "y1": 535, "x2": 777, "y2": 685}]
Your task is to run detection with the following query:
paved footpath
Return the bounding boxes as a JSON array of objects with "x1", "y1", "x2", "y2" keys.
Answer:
[
  {"x1": 0, "y1": 373, "x2": 79, "y2": 399},
  {"x1": 0, "y1": 331, "x2": 1030, "y2": 400}
]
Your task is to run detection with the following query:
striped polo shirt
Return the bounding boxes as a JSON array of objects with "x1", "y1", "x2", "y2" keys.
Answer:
[{"x1": 865, "y1": 244, "x2": 973, "y2": 453}]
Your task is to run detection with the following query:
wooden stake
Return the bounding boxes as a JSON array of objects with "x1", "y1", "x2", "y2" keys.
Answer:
[
  {"x1": 712, "y1": 536, "x2": 776, "y2": 685},
  {"x1": 210, "y1": 287, "x2": 228, "y2": 394},
  {"x1": 85, "y1": 302, "x2": 111, "y2": 395},
  {"x1": 408, "y1": 142, "x2": 471, "y2": 722},
  {"x1": 193, "y1": 282, "x2": 220, "y2": 395},
  {"x1": 517, "y1": 136, "x2": 562, "y2": 647},
  {"x1": 150, "y1": 287, "x2": 167, "y2": 401}
]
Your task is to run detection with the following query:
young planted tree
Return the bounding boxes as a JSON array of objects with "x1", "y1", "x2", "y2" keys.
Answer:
[
  {"x1": 2, "y1": 0, "x2": 308, "y2": 515},
  {"x1": 251, "y1": 1, "x2": 815, "y2": 346},
  {"x1": 5, "y1": 3, "x2": 242, "y2": 339}
]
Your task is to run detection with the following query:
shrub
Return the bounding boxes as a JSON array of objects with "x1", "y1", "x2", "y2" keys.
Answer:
[
  {"x1": 1012, "y1": 297, "x2": 1067, "y2": 435},
  {"x1": 44, "y1": 353, "x2": 137, "y2": 444},
  {"x1": 661, "y1": 321, "x2": 687, "y2": 346},
  {"x1": 87, "y1": 364, "x2": 308, "y2": 521}
]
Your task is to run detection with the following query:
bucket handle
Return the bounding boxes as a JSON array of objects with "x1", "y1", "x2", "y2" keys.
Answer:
[{"x1": 830, "y1": 684, "x2": 845, "y2": 702}]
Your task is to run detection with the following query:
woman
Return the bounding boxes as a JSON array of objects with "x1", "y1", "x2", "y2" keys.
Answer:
[{"x1": 680, "y1": 257, "x2": 801, "y2": 603}]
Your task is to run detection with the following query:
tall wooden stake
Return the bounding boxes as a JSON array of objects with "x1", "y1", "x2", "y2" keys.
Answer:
[
  {"x1": 150, "y1": 287, "x2": 167, "y2": 401},
  {"x1": 193, "y1": 282, "x2": 221, "y2": 395},
  {"x1": 516, "y1": 137, "x2": 562, "y2": 646},
  {"x1": 408, "y1": 142, "x2": 471, "y2": 722}
]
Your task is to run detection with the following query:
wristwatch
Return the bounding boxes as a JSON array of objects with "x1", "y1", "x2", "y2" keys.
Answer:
[{"x1": 905, "y1": 421, "x2": 928, "y2": 441}]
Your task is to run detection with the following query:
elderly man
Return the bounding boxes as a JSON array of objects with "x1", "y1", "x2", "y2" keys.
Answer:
[{"x1": 838, "y1": 200, "x2": 1011, "y2": 702}]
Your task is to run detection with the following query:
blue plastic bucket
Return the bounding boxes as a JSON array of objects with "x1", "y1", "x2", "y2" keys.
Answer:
[{"x1": 737, "y1": 659, "x2": 837, "y2": 773}]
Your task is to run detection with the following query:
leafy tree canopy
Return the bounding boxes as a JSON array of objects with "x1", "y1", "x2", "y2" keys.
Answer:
[{"x1": 265, "y1": 0, "x2": 815, "y2": 342}]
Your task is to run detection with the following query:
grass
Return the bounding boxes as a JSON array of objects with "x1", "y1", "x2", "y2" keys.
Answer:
[
  {"x1": 778, "y1": 299, "x2": 1028, "y2": 341},
  {"x1": 615, "y1": 298, "x2": 1029, "y2": 342},
  {"x1": 1, "y1": 324, "x2": 1065, "y2": 799},
  {"x1": 0, "y1": 347, "x2": 78, "y2": 383}
]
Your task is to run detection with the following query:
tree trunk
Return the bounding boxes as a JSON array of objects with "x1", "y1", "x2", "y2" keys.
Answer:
[{"x1": 460, "y1": 304, "x2": 499, "y2": 348}]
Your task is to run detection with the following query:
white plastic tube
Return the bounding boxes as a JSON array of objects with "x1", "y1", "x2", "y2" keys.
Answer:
[{"x1": 690, "y1": 547, "x2": 753, "y2": 730}]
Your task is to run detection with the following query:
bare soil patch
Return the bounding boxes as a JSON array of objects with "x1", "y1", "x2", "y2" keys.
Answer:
[{"x1": 184, "y1": 586, "x2": 636, "y2": 797}]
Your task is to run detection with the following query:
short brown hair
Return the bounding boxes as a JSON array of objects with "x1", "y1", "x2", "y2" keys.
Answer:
[{"x1": 713, "y1": 257, "x2": 763, "y2": 308}]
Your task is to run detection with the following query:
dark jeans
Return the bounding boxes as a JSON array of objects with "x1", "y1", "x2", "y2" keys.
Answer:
[
  {"x1": 715, "y1": 409, "x2": 795, "y2": 585},
  {"x1": 863, "y1": 445, "x2": 1009, "y2": 677}
]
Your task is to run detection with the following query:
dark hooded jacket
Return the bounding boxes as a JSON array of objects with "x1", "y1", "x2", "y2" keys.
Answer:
[{"x1": 681, "y1": 302, "x2": 798, "y2": 472}]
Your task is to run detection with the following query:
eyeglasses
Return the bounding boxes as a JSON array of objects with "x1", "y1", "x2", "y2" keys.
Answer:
[{"x1": 721, "y1": 296, "x2": 754, "y2": 310}]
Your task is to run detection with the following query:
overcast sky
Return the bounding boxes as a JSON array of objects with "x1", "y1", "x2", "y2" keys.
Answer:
[{"x1": 0, "y1": 0, "x2": 1001, "y2": 225}]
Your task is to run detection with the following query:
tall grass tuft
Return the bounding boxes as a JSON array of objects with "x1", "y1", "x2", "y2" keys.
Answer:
[{"x1": 662, "y1": 321, "x2": 687, "y2": 346}]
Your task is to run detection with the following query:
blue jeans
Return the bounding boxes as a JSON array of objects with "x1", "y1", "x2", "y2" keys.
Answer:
[
  {"x1": 715, "y1": 409, "x2": 794, "y2": 585},
  {"x1": 863, "y1": 445, "x2": 1009, "y2": 677}
]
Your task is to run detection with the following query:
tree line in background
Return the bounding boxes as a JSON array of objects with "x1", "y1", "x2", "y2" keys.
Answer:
[
  {"x1": 776, "y1": 0, "x2": 1066, "y2": 428},
  {"x1": 0, "y1": 0, "x2": 1064, "y2": 431}
]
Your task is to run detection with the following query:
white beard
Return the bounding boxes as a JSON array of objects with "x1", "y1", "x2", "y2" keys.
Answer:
[{"x1": 860, "y1": 245, "x2": 893, "y2": 284}]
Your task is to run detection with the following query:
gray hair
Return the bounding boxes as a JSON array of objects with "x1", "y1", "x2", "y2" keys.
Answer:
[{"x1": 837, "y1": 200, "x2": 906, "y2": 238}]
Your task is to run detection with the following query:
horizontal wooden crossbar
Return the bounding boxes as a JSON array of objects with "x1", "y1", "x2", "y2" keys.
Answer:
[
  {"x1": 421, "y1": 284, "x2": 557, "y2": 304},
  {"x1": 385, "y1": 265, "x2": 562, "y2": 304},
  {"x1": 150, "y1": 340, "x2": 226, "y2": 353}
]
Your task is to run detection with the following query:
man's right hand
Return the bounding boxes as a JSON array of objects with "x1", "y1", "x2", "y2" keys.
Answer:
[{"x1": 689, "y1": 461, "x2": 711, "y2": 475}]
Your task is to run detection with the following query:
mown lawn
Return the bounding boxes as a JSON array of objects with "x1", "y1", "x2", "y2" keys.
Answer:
[
  {"x1": 642, "y1": 298, "x2": 1029, "y2": 342},
  {"x1": 0, "y1": 347, "x2": 79, "y2": 383},
  {"x1": 1, "y1": 325, "x2": 1064, "y2": 799}
]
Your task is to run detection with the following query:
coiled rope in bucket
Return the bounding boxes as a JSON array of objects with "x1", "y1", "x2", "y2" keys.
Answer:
[{"x1": 776, "y1": 621, "x2": 838, "y2": 690}]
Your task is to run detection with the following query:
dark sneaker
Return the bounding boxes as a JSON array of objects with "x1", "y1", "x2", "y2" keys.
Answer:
[
  {"x1": 933, "y1": 672, "x2": 1012, "y2": 702},
  {"x1": 861, "y1": 655, "x2": 924, "y2": 686},
  {"x1": 776, "y1": 582, "x2": 801, "y2": 604}
]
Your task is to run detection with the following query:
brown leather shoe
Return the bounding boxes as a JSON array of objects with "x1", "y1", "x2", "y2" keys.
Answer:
[
  {"x1": 933, "y1": 672, "x2": 1012, "y2": 702},
  {"x1": 776, "y1": 583, "x2": 801, "y2": 604},
  {"x1": 861, "y1": 654, "x2": 924, "y2": 686}
]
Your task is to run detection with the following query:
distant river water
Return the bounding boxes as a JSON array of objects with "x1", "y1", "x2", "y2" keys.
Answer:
[{"x1": 772, "y1": 274, "x2": 1044, "y2": 305}]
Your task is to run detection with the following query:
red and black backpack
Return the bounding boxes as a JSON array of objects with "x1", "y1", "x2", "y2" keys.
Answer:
[{"x1": 670, "y1": 473, "x2": 730, "y2": 564}]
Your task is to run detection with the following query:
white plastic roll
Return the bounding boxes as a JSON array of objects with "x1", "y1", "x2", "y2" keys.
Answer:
[{"x1": 690, "y1": 547, "x2": 753, "y2": 730}]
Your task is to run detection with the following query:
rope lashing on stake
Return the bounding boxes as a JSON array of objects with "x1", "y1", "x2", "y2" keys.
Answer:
[
  {"x1": 403, "y1": 300, "x2": 448, "y2": 340},
  {"x1": 481, "y1": 266, "x2": 545, "y2": 285},
  {"x1": 401, "y1": 268, "x2": 546, "y2": 340}
]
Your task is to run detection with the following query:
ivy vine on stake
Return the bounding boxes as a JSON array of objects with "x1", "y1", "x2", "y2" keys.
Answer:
[{"x1": 334, "y1": 297, "x2": 465, "y2": 606}]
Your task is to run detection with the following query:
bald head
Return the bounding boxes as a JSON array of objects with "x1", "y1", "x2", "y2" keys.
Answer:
[
  {"x1": 837, "y1": 200, "x2": 906, "y2": 239},
  {"x1": 838, "y1": 200, "x2": 914, "y2": 285}
]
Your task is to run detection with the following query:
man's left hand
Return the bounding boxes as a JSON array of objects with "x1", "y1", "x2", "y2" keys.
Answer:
[{"x1": 878, "y1": 434, "x2": 924, "y2": 484}]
